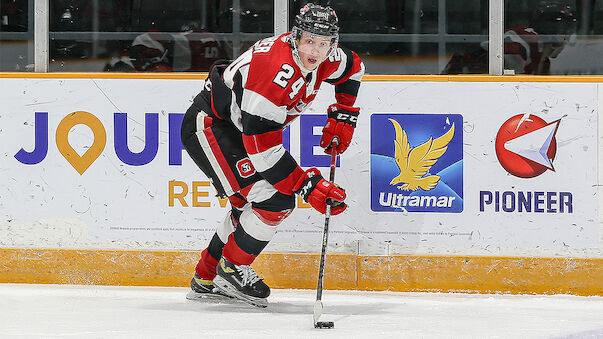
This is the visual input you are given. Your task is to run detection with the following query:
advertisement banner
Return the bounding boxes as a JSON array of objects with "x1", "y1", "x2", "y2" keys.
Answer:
[
  {"x1": 370, "y1": 113, "x2": 463, "y2": 213},
  {"x1": 0, "y1": 78, "x2": 598, "y2": 253}
]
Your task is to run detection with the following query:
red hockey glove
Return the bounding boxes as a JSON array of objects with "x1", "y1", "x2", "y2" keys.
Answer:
[
  {"x1": 320, "y1": 103, "x2": 360, "y2": 155},
  {"x1": 293, "y1": 168, "x2": 347, "y2": 215}
]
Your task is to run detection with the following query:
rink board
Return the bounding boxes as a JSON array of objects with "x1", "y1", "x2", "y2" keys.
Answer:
[
  {"x1": 0, "y1": 73, "x2": 602, "y2": 295},
  {"x1": 0, "y1": 74, "x2": 598, "y2": 252},
  {"x1": 0, "y1": 248, "x2": 601, "y2": 296}
]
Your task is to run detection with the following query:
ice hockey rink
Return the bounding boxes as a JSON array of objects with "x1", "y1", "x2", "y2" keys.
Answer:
[{"x1": 0, "y1": 284, "x2": 601, "y2": 338}]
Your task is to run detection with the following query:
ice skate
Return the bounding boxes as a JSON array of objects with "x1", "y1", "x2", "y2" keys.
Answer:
[
  {"x1": 185, "y1": 273, "x2": 232, "y2": 301},
  {"x1": 212, "y1": 257, "x2": 270, "y2": 308}
]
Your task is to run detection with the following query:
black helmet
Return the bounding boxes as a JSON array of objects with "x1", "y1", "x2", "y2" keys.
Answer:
[
  {"x1": 532, "y1": 1, "x2": 576, "y2": 36},
  {"x1": 293, "y1": 3, "x2": 339, "y2": 39}
]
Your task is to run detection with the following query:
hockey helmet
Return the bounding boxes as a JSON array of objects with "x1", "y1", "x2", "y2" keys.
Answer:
[
  {"x1": 531, "y1": 1, "x2": 576, "y2": 36},
  {"x1": 293, "y1": 3, "x2": 339, "y2": 41}
]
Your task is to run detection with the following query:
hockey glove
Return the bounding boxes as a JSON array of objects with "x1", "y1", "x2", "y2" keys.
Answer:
[
  {"x1": 293, "y1": 168, "x2": 347, "y2": 215},
  {"x1": 320, "y1": 103, "x2": 360, "y2": 155}
]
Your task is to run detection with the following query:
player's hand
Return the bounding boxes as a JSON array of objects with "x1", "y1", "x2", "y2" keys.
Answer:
[
  {"x1": 293, "y1": 168, "x2": 347, "y2": 215},
  {"x1": 320, "y1": 103, "x2": 360, "y2": 155}
]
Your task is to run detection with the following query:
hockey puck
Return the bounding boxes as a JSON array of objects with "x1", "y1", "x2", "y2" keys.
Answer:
[{"x1": 315, "y1": 321, "x2": 334, "y2": 329}]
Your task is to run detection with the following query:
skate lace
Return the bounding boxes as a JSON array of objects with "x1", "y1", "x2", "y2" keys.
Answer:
[{"x1": 236, "y1": 265, "x2": 261, "y2": 285}]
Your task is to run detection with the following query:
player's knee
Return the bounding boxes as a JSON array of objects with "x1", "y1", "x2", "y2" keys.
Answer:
[
  {"x1": 251, "y1": 193, "x2": 295, "y2": 226},
  {"x1": 251, "y1": 207, "x2": 293, "y2": 226}
]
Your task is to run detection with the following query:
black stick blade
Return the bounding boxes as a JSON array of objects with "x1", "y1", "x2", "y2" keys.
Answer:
[{"x1": 315, "y1": 321, "x2": 335, "y2": 329}]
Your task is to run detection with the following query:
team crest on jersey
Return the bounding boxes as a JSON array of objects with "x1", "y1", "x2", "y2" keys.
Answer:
[
  {"x1": 236, "y1": 158, "x2": 255, "y2": 178},
  {"x1": 370, "y1": 114, "x2": 463, "y2": 213}
]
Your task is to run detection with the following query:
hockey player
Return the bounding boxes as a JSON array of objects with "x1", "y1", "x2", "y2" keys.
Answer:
[
  {"x1": 181, "y1": 3, "x2": 364, "y2": 307},
  {"x1": 104, "y1": 28, "x2": 225, "y2": 72},
  {"x1": 504, "y1": 1, "x2": 576, "y2": 75}
]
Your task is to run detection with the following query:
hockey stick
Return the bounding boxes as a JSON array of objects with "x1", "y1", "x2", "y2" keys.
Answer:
[{"x1": 313, "y1": 137, "x2": 339, "y2": 329}]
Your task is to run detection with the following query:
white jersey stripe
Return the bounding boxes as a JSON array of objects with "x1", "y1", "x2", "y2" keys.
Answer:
[
  {"x1": 230, "y1": 92, "x2": 243, "y2": 131},
  {"x1": 223, "y1": 49, "x2": 253, "y2": 89},
  {"x1": 241, "y1": 88, "x2": 287, "y2": 124},
  {"x1": 248, "y1": 144, "x2": 286, "y2": 173},
  {"x1": 216, "y1": 211, "x2": 236, "y2": 243},
  {"x1": 195, "y1": 110, "x2": 235, "y2": 196},
  {"x1": 229, "y1": 63, "x2": 250, "y2": 131},
  {"x1": 246, "y1": 180, "x2": 278, "y2": 204},
  {"x1": 350, "y1": 61, "x2": 365, "y2": 82},
  {"x1": 326, "y1": 47, "x2": 349, "y2": 81},
  {"x1": 238, "y1": 63, "x2": 250, "y2": 85}
]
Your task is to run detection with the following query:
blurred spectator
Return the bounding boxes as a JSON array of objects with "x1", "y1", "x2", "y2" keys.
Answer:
[
  {"x1": 104, "y1": 25, "x2": 226, "y2": 72},
  {"x1": 1, "y1": 0, "x2": 28, "y2": 31},
  {"x1": 51, "y1": 2, "x2": 91, "y2": 59},
  {"x1": 1, "y1": 0, "x2": 30, "y2": 72},
  {"x1": 442, "y1": 1, "x2": 577, "y2": 75}
]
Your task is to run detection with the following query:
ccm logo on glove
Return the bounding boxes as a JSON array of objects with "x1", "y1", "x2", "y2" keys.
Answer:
[
  {"x1": 293, "y1": 168, "x2": 347, "y2": 215},
  {"x1": 335, "y1": 113, "x2": 358, "y2": 124},
  {"x1": 320, "y1": 103, "x2": 360, "y2": 155}
]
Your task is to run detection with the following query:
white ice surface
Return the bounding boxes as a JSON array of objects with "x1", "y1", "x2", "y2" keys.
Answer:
[{"x1": 0, "y1": 284, "x2": 602, "y2": 339}]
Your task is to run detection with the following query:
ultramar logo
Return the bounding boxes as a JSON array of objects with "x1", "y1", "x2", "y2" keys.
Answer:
[{"x1": 370, "y1": 114, "x2": 464, "y2": 213}]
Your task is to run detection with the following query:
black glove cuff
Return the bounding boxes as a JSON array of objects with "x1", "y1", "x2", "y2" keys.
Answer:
[
  {"x1": 293, "y1": 174, "x2": 323, "y2": 202},
  {"x1": 327, "y1": 109, "x2": 359, "y2": 128}
]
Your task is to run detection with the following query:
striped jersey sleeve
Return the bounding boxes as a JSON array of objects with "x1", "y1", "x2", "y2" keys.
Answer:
[{"x1": 324, "y1": 46, "x2": 365, "y2": 107}]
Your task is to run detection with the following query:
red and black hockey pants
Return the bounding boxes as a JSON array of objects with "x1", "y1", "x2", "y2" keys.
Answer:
[{"x1": 181, "y1": 93, "x2": 295, "y2": 280}]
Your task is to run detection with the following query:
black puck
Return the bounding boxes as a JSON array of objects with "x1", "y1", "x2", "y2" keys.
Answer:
[{"x1": 315, "y1": 321, "x2": 335, "y2": 329}]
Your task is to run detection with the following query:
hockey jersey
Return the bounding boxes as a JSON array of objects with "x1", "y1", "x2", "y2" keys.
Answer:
[
  {"x1": 205, "y1": 32, "x2": 364, "y2": 196},
  {"x1": 504, "y1": 25, "x2": 553, "y2": 75}
]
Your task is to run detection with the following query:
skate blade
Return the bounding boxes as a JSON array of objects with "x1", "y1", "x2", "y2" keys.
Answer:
[
  {"x1": 213, "y1": 276, "x2": 268, "y2": 308},
  {"x1": 185, "y1": 290, "x2": 233, "y2": 302}
]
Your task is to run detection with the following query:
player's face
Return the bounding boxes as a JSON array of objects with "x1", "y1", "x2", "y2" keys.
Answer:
[{"x1": 296, "y1": 32, "x2": 332, "y2": 70}]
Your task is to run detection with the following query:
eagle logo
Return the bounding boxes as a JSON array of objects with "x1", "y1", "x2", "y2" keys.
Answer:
[{"x1": 388, "y1": 118, "x2": 455, "y2": 191}]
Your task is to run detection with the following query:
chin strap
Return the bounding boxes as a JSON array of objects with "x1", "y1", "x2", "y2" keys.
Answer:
[{"x1": 292, "y1": 51, "x2": 313, "y2": 76}]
